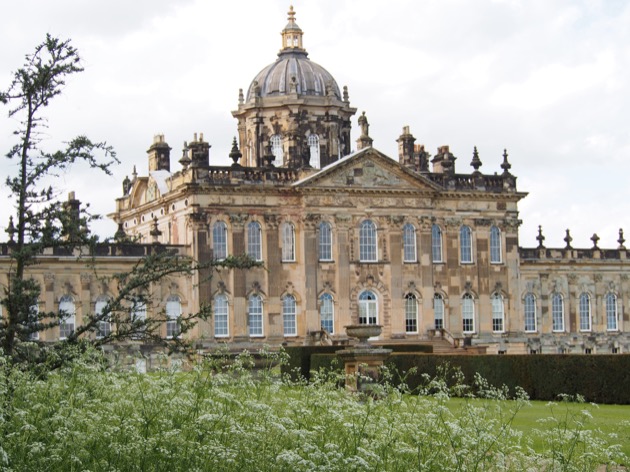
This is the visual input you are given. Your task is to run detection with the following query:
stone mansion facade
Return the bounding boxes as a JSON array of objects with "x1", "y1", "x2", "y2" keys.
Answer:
[{"x1": 2, "y1": 8, "x2": 628, "y2": 355}]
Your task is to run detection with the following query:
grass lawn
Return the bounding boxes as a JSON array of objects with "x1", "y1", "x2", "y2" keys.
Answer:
[{"x1": 446, "y1": 397, "x2": 630, "y2": 457}]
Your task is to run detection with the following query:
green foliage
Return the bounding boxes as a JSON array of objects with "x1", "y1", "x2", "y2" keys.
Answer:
[
  {"x1": 0, "y1": 35, "x2": 262, "y2": 369},
  {"x1": 0, "y1": 349, "x2": 626, "y2": 471}
]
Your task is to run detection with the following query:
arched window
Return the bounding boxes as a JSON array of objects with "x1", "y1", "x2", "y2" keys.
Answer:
[
  {"x1": 320, "y1": 293, "x2": 334, "y2": 333},
  {"x1": 359, "y1": 220, "x2": 377, "y2": 262},
  {"x1": 492, "y1": 293, "x2": 504, "y2": 333},
  {"x1": 131, "y1": 297, "x2": 147, "y2": 339},
  {"x1": 579, "y1": 293, "x2": 591, "y2": 331},
  {"x1": 552, "y1": 293, "x2": 564, "y2": 332},
  {"x1": 319, "y1": 221, "x2": 332, "y2": 261},
  {"x1": 434, "y1": 293, "x2": 444, "y2": 330},
  {"x1": 59, "y1": 295, "x2": 75, "y2": 340},
  {"x1": 308, "y1": 134, "x2": 320, "y2": 168},
  {"x1": 270, "y1": 134, "x2": 283, "y2": 166},
  {"x1": 95, "y1": 296, "x2": 111, "y2": 339},
  {"x1": 490, "y1": 226, "x2": 502, "y2": 263},
  {"x1": 432, "y1": 224, "x2": 443, "y2": 263},
  {"x1": 214, "y1": 294, "x2": 229, "y2": 337},
  {"x1": 248, "y1": 294, "x2": 263, "y2": 337},
  {"x1": 606, "y1": 292, "x2": 618, "y2": 331},
  {"x1": 166, "y1": 295, "x2": 181, "y2": 339},
  {"x1": 212, "y1": 221, "x2": 228, "y2": 261},
  {"x1": 282, "y1": 222, "x2": 296, "y2": 262},
  {"x1": 460, "y1": 225, "x2": 473, "y2": 263},
  {"x1": 282, "y1": 295, "x2": 297, "y2": 336},
  {"x1": 358, "y1": 290, "x2": 378, "y2": 325},
  {"x1": 524, "y1": 293, "x2": 536, "y2": 332},
  {"x1": 405, "y1": 293, "x2": 418, "y2": 333},
  {"x1": 247, "y1": 221, "x2": 262, "y2": 261},
  {"x1": 403, "y1": 224, "x2": 417, "y2": 263},
  {"x1": 461, "y1": 293, "x2": 474, "y2": 333}
]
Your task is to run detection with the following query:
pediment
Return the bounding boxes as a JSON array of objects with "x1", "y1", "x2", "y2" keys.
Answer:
[{"x1": 294, "y1": 147, "x2": 440, "y2": 192}]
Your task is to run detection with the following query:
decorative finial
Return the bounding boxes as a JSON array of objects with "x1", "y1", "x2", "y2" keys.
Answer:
[
  {"x1": 238, "y1": 88, "x2": 244, "y2": 104},
  {"x1": 114, "y1": 222, "x2": 126, "y2": 242},
  {"x1": 500, "y1": 149, "x2": 511, "y2": 174},
  {"x1": 229, "y1": 137, "x2": 242, "y2": 166},
  {"x1": 470, "y1": 146, "x2": 482, "y2": 172},
  {"x1": 150, "y1": 216, "x2": 162, "y2": 244},
  {"x1": 179, "y1": 141, "x2": 191, "y2": 169},
  {"x1": 288, "y1": 5, "x2": 295, "y2": 22},
  {"x1": 343, "y1": 85, "x2": 349, "y2": 103},
  {"x1": 591, "y1": 233, "x2": 600, "y2": 250},
  {"x1": 564, "y1": 229, "x2": 573, "y2": 250},
  {"x1": 6, "y1": 216, "x2": 16, "y2": 244},
  {"x1": 264, "y1": 141, "x2": 275, "y2": 168},
  {"x1": 536, "y1": 225, "x2": 545, "y2": 249},
  {"x1": 132, "y1": 165, "x2": 137, "y2": 180},
  {"x1": 618, "y1": 228, "x2": 626, "y2": 250}
]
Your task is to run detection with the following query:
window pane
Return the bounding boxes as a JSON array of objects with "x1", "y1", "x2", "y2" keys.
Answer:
[
  {"x1": 166, "y1": 295, "x2": 181, "y2": 338},
  {"x1": 552, "y1": 293, "x2": 564, "y2": 332},
  {"x1": 319, "y1": 222, "x2": 332, "y2": 261},
  {"x1": 270, "y1": 134, "x2": 283, "y2": 166},
  {"x1": 213, "y1": 221, "x2": 228, "y2": 260},
  {"x1": 490, "y1": 226, "x2": 502, "y2": 263},
  {"x1": 248, "y1": 294, "x2": 263, "y2": 336},
  {"x1": 247, "y1": 222, "x2": 262, "y2": 261},
  {"x1": 403, "y1": 224, "x2": 417, "y2": 263},
  {"x1": 492, "y1": 294, "x2": 504, "y2": 332},
  {"x1": 308, "y1": 134, "x2": 320, "y2": 168},
  {"x1": 320, "y1": 293, "x2": 334, "y2": 333},
  {"x1": 460, "y1": 226, "x2": 473, "y2": 263},
  {"x1": 59, "y1": 295, "x2": 75, "y2": 340},
  {"x1": 405, "y1": 293, "x2": 418, "y2": 333},
  {"x1": 606, "y1": 293, "x2": 618, "y2": 331},
  {"x1": 434, "y1": 294, "x2": 444, "y2": 330},
  {"x1": 282, "y1": 295, "x2": 297, "y2": 336},
  {"x1": 359, "y1": 290, "x2": 377, "y2": 325},
  {"x1": 282, "y1": 222, "x2": 295, "y2": 262},
  {"x1": 95, "y1": 297, "x2": 111, "y2": 339},
  {"x1": 462, "y1": 294, "x2": 474, "y2": 333},
  {"x1": 214, "y1": 295, "x2": 229, "y2": 337},
  {"x1": 432, "y1": 225, "x2": 442, "y2": 263},
  {"x1": 359, "y1": 220, "x2": 377, "y2": 262},
  {"x1": 579, "y1": 293, "x2": 591, "y2": 331},
  {"x1": 131, "y1": 298, "x2": 147, "y2": 340},
  {"x1": 524, "y1": 293, "x2": 536, "y2": 332}
]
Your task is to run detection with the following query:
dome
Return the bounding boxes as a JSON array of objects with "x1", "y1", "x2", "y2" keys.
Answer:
[
  {"x1": 246, "y1": 51, "x2": 341, "y2": 101},
  {"x1": 246, "y1": 7, "x2": 341, "y2": 102}
]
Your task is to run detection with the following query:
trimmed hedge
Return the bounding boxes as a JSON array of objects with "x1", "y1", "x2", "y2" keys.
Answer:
[
  {"x1": 283, "y1": 348, "x2": 630, "y2": 404},
  {"x1": 389, "y1": 354, "x2": 630, "y2": 405}
]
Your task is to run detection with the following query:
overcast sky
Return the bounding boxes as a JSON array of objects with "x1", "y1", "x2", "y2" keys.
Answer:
[{"x1": 1, "y1": 0, "x2": 629, "y2": 248}]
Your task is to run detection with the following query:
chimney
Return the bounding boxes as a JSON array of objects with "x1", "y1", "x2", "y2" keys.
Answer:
[
  {"x1": 188, "y1": 132, "x2": 211, "y2": 168},
  {"x1": 396, "y1": 126, "x2": 416, "y2": 168},
  {"x1": 62, "y1": 191, "x2": 82, "y2": 242},
  {"x1": 147, "y1": 134, "x2": 172, "y2": 172}
]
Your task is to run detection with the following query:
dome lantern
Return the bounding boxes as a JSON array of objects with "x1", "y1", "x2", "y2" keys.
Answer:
[{"x1": 281, "y1": 6, "x2": 304, "y2": 51}]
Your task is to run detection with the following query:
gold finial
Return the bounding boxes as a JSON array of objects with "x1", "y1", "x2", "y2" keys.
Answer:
[{"x1": 288, "y1": 5, "x2": 295, "y2": 22}]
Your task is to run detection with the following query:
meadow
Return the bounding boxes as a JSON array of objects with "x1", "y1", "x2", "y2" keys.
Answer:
[{"x1": 0, "y1": 349, "x2": 627, "y2": 471}]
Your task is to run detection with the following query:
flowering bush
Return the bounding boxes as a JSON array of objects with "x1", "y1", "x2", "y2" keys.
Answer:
[{"x1": 0, "y1": 349, "x2": 626, "y2": 471}]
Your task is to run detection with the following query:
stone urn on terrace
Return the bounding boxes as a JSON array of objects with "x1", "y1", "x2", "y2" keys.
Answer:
[{"x1": 336, "y1": 324, "x2": 392, "y2": 392}]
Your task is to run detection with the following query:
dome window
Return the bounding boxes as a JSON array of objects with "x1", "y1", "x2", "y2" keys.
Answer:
[{"x1": 308, "y1": 134, "x2": 320, "y2": 168}]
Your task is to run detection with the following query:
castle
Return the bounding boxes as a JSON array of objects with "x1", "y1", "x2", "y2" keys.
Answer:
[{"x1": 3, "y1": 7, "x2": 628, "y2": 356}]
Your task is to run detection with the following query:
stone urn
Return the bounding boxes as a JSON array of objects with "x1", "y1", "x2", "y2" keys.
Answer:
[{"x1": 344, "y1": 324, "x2": 382, "y2": 347}]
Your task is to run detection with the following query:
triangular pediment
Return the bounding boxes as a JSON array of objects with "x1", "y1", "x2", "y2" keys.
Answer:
[{"x1": 294, "y1": 147, "x2": 441, "y2": 192}]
